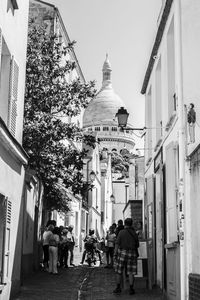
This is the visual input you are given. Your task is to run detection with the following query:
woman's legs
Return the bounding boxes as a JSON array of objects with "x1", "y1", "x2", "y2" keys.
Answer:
[
  {"x1": 43, "y1": 245, "x2": 49, "y2": 270},
  {"x1": 48, "y1": 246, "x2": 53, "y2": 273},
  {"x1": 52, "y1": 246, "x2": 58, "y2": 273}
]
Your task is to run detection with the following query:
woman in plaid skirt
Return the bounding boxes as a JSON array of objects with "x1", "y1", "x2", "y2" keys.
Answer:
[{"x1": 113, "y1": 218, "x2": 139, "y2": 295}]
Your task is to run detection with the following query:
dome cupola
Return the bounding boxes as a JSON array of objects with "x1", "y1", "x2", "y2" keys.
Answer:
[{"x1": 83, "y1": 55, "x2": 125, "y2": 128}]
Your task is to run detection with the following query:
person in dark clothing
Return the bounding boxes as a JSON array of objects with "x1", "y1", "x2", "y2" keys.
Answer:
[
  {"x1": 113, "y1": 218, "x2": 139, "y2": 295},
  {"x1": 115, "y1": 219, "x2": 124, "y2": 237},
  {"x1": 187, "y1": 103, "x2": 196, "y2": 143}
]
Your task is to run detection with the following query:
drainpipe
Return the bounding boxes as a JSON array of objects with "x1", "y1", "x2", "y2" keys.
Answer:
[{"x1": 175, "y1": 0, "x2": 186, "y2": 299}]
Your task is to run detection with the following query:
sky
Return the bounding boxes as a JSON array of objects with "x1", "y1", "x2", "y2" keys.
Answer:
[{"x1": 46, "y1": 0, "x2": 162, "y2": 129}]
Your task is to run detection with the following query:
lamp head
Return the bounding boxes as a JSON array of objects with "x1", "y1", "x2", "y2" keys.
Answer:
[{"x1": 116, "y1": 107, "x2": 129, "y2": 128}]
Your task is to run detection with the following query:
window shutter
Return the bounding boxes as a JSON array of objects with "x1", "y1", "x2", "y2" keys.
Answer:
[
  {"x1": 8, "y1": 56, "x2": 19, "y2": 137},
  {"x1": 0, "y1": 28, "x2": 2, "y2": 71},
  {"x1": 165, "y1": 142, "x2": 178, "y2": 243},
  {"x1": 2, "y1": 198, "x2": 11, "y2": 284}
]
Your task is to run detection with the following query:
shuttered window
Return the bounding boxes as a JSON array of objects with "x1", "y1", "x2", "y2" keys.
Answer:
[
  {"x1": 165, "y1": 142, "x2": 178, "y2": 243},
  {"x1": 8, "y1": 56, "x2": 19, "y2": 137},
  {"x1": 0, "y1": 195, "x2": 11, "y2": 284},
  {"x1": 0, "y1": 28, "x2": 2, "y2": 71}
]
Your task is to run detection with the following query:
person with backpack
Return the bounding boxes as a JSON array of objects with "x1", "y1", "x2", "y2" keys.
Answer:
[{"x1": 113, "y1": 218, "x2": 139, "y2": 295}]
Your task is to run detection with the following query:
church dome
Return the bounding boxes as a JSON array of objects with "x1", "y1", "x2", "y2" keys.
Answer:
[{"x1": 83, "y1": 55, "x2": 125, "y2": 128}]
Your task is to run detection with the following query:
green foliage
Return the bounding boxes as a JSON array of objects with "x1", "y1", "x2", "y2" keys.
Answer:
[
  {"x1": 23, "y1": 21, "x2": 96, "y2": 213},
  {"x1": 110, "y1": 149, "x2": 131, "y2": 175}
]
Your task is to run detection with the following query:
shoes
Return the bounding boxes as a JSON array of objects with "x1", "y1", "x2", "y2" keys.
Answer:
[
  {"x1": 79, "y1": 262, "x2": 83, "y2": 265},
  {"x1": 113, "y1": 287, "x2": 121, "y2": 294},
  {"x1": 64, "y1": 265, "x2": 68, "y2": 268},
  {"x1": 70, "y1": 263, "x2": 75, "y2": 267},
  {"x1": 129, "y1": 288, "x2": 135, "y2": 295}
]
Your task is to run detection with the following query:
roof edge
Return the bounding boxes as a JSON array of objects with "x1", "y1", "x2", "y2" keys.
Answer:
[{"x1": 141, "y1": 0, "x2": 173, "y2": 94}]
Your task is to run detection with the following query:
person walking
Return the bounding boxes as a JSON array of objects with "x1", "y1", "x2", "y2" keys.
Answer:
[
  {"x1": 113, "y1": 218, "x2": 139, "y2": 295},
  {"x1": 105, "y1": 225, "x2": 116, "y2": 268},
  {"x1": 42, "y1": 224, "x2": 54, "y2": 271},
  {"x1": 48, "y1": 226, "x2": 60, "y2": 274}
]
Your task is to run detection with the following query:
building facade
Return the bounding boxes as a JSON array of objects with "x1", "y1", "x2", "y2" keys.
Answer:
[
  {"x1": 0, "y1": 1, "x2": 29, "y2": 299},
  {"x1": 142, "y1": 0, "x2": 200, "y2": 299}
]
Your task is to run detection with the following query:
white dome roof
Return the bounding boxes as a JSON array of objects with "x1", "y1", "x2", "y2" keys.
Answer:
[{"x1": 83, "y1": 55, "x2": 125, "y2": 128}]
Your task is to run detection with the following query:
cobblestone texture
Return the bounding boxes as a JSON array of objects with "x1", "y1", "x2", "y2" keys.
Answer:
[{"x1": 13, "y1": 250, "x2": 165, "y2": 300}]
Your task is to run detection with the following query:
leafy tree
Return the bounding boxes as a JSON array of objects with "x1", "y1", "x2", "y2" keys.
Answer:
[
  {"x1": 111, "y1": 150, "x2": 130, "y2": 175},
  {"x1": 23, "y1": 21, "x2": 96, "y2": 213}
]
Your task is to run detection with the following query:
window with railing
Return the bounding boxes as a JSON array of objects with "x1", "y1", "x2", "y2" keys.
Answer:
[{"x1": 103, "y1": 127, "x2": 109, "y2": 131}]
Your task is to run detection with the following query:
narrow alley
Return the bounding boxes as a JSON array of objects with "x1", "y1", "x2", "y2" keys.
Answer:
[{"x1": 13, "y1": 251, "x2": 164, "y2": 300}]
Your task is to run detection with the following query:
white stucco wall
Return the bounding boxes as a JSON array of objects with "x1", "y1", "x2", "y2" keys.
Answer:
[
  {"x1": 0, "y1": 1, "x2": 29, "y2": 299},
  {"x1": 0, "y1": 0, "x2": 29, "y2": 143}
]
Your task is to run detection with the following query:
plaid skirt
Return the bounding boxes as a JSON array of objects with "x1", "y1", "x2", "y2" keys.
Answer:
[{"x1": 114, "y1": 248, "x2": 138, "y2": 275}]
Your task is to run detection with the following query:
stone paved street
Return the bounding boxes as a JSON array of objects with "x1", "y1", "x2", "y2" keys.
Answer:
[{"x1": 13, "y1": 250, "x2": 165, "y2": 300}]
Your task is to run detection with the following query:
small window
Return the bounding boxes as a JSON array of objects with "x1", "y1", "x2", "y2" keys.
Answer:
[
  {"x1": 103, "y1": 127, "x2": 109, "y2": 131},
  {"x1": 112, "y1": 127, "x2": 117, "y2": 131},
  {"x1": 88, "y1": 128, "x2": 93, "y2": 132},
  {"x1": 95, "y1": 127, "x2": 100, "y2": 131}
]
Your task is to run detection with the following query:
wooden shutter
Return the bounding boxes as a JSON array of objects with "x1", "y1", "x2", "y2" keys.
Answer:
[
  {"x1": 165, "y1": 142, "x2": 178, "y2": 243},
  {"x1": 8, "y1": 56, "x2": 19, "y2": 137},
  {"x1": 2, "y1": 198, "x2": 11, "y2": 284},
  {"x1": 0, "y1": 28, "x2": 2, "y2": 71}
]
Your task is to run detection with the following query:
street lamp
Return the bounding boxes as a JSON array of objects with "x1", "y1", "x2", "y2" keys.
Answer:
[
  {"x1": 110, "y1": 194, "x2": 115, "y2": 203},
  {"x1": 90, "y1": 170, "x2": 96, "y2": 182},
  {"x1": 115, "y1": 107, "x2": 144, "y2": 131}
]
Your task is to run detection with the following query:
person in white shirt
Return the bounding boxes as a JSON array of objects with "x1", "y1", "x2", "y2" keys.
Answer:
[
  {"x1": 48, "y1": 226, "x2": 60, "y2": 274},
  {"x1": 42, "y1": 224, "x2": 54, "y2": 271}
]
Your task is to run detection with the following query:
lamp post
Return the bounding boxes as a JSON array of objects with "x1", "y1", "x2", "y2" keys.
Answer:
[
  {"x1": 89, "y1": 170, "x2": 96, "y2": 182},
  {"x1": 110, "y1": 194, "x2": 115, "y2": 203},
  {"x1": 115, "y1": 107, "x2": 144, "y2": 131}
]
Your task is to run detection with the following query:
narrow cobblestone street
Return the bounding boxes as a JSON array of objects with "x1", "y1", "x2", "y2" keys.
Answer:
[{"x1": 13, "y1": 250, "x2": 164, "y2": 300}]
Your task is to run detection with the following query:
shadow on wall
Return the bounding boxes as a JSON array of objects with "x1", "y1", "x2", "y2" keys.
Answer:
[{"x1": 10, "y1": 178, "x2": 43, "y2": 299}]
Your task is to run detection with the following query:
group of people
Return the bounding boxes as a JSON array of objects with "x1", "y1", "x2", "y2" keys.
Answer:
[
  {"x1": 42, "y1": 220, "x2": 75, "y2": 275},
  {"x1": 42, "y1": 217, "x2": 139, "y2": 295}
]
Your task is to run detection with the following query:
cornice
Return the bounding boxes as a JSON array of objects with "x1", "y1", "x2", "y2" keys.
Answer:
[
  {"x1": 141, "y1": 0, "x2": 173, "y2": 94},
  {"x1": 98, "y1": 137, "x2": 135, "y2": 146},
  {"x1": 0, "y1": 117, "x2": 28, "y2": 165}
]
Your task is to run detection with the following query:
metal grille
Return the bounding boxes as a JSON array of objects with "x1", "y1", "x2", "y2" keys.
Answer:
[{"x1": 189, "y1": 274, "x2": 200, "y2": 300}]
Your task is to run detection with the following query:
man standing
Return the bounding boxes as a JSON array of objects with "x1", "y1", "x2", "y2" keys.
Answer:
[{"x1": 113, "y1": 218, "x2": 139, "y2": 295}]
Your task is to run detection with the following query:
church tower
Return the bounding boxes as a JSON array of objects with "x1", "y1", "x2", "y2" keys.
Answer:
[
  {"x1": 82, "y1": 56, "x2": 138, "y2": 233},
  {"x1": 83, "y1": 55, "x2": 135, "y2": 152}
]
